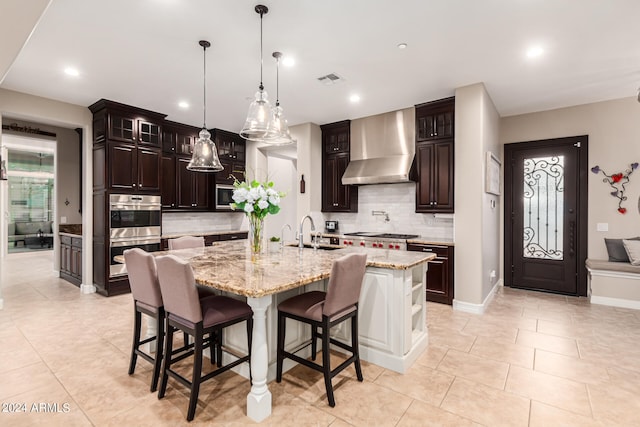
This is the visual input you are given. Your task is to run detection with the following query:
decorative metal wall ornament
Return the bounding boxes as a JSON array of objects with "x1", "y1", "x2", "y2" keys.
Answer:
[{"x1": 591, "y1": 162, "x2": 638, "y2": 214}]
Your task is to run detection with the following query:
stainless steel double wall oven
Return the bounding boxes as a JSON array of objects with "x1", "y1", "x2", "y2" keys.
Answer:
[{"x1": 109, "y1": 194, "x2": 161, "y2": 277}]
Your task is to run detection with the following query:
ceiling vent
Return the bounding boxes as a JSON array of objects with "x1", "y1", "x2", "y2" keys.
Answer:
[{"x1": 317, "y1": 73, "x2": 345, "y2": 85}]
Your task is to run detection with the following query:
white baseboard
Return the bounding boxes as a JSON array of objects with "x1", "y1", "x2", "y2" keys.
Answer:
[
  {"x1": 590, "y1": 295, "x2": 640, "y2": 310},
  {"x1": 81, "y1": 284, "x2": 96, "y2": 294},
  {"x1": 453, "y1": 281, "x2": 499, "y2": 315}
]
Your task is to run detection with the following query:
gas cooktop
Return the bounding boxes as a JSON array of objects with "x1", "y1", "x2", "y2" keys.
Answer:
[{"x1": 344, "y1": 232, "x2": 419, "y2": 240}]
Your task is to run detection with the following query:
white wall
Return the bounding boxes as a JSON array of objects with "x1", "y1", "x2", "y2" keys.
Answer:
[
  {"x1": 264, "y1": 155, "x2": 297, "y2": 242},
  {"x1": 500, "y1": 97, "x2": 640, "y2": 261},
  {"x1": 454, "y1": 83, "x2": 501, "y2": 311},
  {"x1": 0, "y1": 88, "x2": 93, "y2": 294}
]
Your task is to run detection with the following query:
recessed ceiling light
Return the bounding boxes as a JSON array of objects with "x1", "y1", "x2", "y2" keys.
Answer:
[
  {"x1": 526, "y1": 45, "x2": 544, "y2": 58},
  {"x1": 283, "y1": 56, "x2": 295, "y2": 67},
  {"x1": 178, "y1": 101, "x2": 189, "y2": 109},
  {"x1": 64, "y1": 67, "x2": 79, "y2": 77},
  {"x1": 397, "y1": 43, "x2": 408, "y2": 49},
  {"x1": 349, "y1": 94, "x2": 360, "y2": 103}
]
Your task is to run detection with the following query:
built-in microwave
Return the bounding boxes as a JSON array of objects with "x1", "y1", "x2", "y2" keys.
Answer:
[{"x1": 215, "y1": 184, "x2": 235, "y2": 210}]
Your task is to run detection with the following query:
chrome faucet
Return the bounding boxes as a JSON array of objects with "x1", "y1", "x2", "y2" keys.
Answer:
[
  {"x1": 280, "y1": 224, "x2": 292, "y2": 249},
  {"x1": 372, "y1": 210, "x2": 390, "y2": 222},
  {"x1": 299, "y1": 215, "x2": 316, "y2": 249}
]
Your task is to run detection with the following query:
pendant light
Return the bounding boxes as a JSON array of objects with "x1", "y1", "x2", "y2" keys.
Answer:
[
  {"x1": 269, "y1": 51, "x2": 295, "y2": 145},
  {"x1": 239, "y1": 5, "x2": 279, "y2": 141},
  {"x1": 187, "y1": 40, "x2": 224, "y2": 172}
]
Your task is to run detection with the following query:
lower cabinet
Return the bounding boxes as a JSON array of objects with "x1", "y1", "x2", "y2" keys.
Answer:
[
  {"x1": 60, "y1": 234, "x2": 82, "y2": 286},
  {"x1": 407, "y1": 243, "x2": 454, "y2": 305}
]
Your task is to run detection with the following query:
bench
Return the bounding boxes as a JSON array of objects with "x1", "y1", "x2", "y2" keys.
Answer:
[{"x1": 586, "y1": 259, "x2": 640, "y2": 310}]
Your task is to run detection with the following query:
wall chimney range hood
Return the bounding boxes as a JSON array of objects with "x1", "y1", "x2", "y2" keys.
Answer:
[{"x1": 342, "y1": 107, "x2": 415, "y2": 185}]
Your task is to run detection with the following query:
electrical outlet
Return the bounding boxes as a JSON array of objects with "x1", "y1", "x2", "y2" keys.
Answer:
[
  {"x1": 60, "y1": 216, "x2": 67, "y2": 224},
  {"x1": 596, "y1": 223, "x2": 608, "y2": 232}
]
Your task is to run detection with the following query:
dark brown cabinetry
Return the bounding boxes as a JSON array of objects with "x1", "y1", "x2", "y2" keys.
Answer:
[
  {"x1": 211, "y1": 129, "x2": 246, "y2": 185},
  {"x1": 177, "y1": 157, "x2": 210, "y2": 209},
  {"x1": 415, "y1": 97, "x2": 455, "y2": 213},
  {"x1": 91, "y1": 99, "x2": 165, "y2": 194},
  {"x1": 321, "y1": 121, "x2": 357, "y2": 212},
  {"x1": 60, "y1": 234, "x2": 82, "y2": 287},
  {"x1": 161, "y1": 122, "x2": 213, "y2": 211},
  {"x1": 407, "y1": 243, "x2": 454, "y2": 305}
]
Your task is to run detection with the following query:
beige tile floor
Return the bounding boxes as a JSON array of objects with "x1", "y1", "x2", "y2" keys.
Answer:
[{"x1": 1, "y1": 251, "x2": 640, "y2": 426}]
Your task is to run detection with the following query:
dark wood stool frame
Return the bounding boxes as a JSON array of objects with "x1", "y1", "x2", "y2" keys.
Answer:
[
  {"x1": 276, "y1": 303, "x2": 363, "y2": 407},
  {"x1": 158, "y1": 313, "x2": 253, "y2": 421}
]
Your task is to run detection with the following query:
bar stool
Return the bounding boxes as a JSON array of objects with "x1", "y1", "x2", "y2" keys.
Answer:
[
  {"x1": 155, "y1": 254, "x2": 253, "y2": 422},
  {"x1": 168, "y1": 235, "x2": 205, "y2": 250},
  {"x1": 276, "y1": 253, "x2": 368, "y2": 407},
  {"x1": 123, "y1": 248, "x2": 171, "y2": 392},
  {"x1": 124, "y1": 248, "x2": 215, "y2": 392}
]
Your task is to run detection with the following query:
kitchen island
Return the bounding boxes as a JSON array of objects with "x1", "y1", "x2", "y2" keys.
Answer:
[{"x1": 124, "y1": 240, "x2": 434, "y2": 422}]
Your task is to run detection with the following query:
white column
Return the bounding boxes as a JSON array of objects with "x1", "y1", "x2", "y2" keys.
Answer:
[
  {"x1": 246, "y1": 295, "x2": 273, "y2": 422},
  {"x1": 80, "y1": 123, "x2": 95, "y2": 294}
]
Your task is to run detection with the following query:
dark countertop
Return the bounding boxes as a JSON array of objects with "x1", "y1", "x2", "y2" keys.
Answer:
[
  {"x1": 162, "y1": 229, "x2": 248, "y2": 239},
  {"x1": 59, "y1": 224, "x2": 82, "y2": 235}
]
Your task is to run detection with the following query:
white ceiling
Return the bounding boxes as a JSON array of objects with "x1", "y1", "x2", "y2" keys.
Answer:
[{"x1": 1, "y1": 0, "x2": 640, "y2": 133}]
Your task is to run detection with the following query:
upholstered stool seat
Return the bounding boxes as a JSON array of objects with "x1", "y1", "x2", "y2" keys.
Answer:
[{"x1": 276, "y1": 253, "x2": 368, "y2": 407}]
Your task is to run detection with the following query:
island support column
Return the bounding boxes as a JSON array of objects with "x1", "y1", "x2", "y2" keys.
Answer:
[{"x1": 246, "y1": 295, "x2": 273, "y2": 422}]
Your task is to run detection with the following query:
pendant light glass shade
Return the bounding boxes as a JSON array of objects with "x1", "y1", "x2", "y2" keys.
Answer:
[
  {"x1": 266, "y1": 51, "x2": 295, "y2": 145},
  {"x1": 188, "y1": 40, "x2": 223, "y2": 172},
  {"x1": 240, "y1": 88, "x2": 279, "y2": 141},
  {"x1": 240, "y1": 5, "x2": 281, "y2": 142}
]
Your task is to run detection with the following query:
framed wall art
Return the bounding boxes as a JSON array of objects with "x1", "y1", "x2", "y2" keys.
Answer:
[{"x1": 485, "y1": 151, "x2": 501, "y2": 195}]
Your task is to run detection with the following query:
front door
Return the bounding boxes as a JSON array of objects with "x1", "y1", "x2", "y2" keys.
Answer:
[{"x1": 504, "y1": 136, "x2": 588, "y2": 296}]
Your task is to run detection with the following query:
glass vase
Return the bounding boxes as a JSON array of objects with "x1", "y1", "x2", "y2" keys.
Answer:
[{"x1": 248, "y1": 214, "x2": 264, "y2": 256}]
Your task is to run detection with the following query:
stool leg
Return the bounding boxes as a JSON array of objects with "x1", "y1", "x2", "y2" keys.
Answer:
[
  {"x1": 158, "y1": 317, "x2": 173, "y2": 399},
  {"x1": 128, "y1": 306, "x2": 141, "y2": 375},
  {"x1": 151, "y1": 312, "x2": 164, "y2": 392},
  {"x1": 187, "y1": 326, "x2": 204, "y2": 422},
  {"x1": 351, "y1": 314, "x2": 363, "y2": 382},
  {"x1": 311, "y1": 325, "x2": 318, "y2": 361},
  {"x1": 276, "y1": 312, "x2": 285, "y2": 382},
  {"x1": 322, "y1": 320, "x2": 335, "y2": 407},
  {"x1": 216, "y1": 328, "x2": 223, "y2": 368}
]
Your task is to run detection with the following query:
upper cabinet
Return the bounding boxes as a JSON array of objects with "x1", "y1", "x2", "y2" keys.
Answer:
[
  {"x1": 415, "y1": 97, "x2": 455, "y2": 213},
  {"x1": 90, "y1": 99, "x2": 166, "y2": 194},
  {"x1": 416, "y1": 97, "x2": 455, "y2": 141},
  {"x1": 321, "y1": 120, "x2": 358, "y2": 212},
  {"x1": 210, "y1": 129, "x2": 246, "y2": 185}
]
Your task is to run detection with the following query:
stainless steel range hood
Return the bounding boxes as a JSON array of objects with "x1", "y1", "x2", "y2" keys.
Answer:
[{"x1": 342, "y1": 107, "x2": 415, "y2": 185}]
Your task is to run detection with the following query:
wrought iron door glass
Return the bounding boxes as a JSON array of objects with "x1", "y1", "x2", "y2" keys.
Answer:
[{"x1": 523, "y1": 156, "x2": 564, "y2": 260}]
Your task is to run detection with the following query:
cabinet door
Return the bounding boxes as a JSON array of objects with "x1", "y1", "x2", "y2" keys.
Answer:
[
  {"x1": 426, "y1": 257, "x2": 448, "y2": 302},
  {"x1": 323, "y1": 154, "x2": 354, "y2": 212},
  {"x1": 108, "y1": 144, "x2": 136, "y2": 191},
  {"x1": 415, "y1": 140, "x2": 454, "y2": 213},
  {"x1": 162, "y1": 129, "x2": 176, "y2": 153},
  {"x1": 415, "y1": 98, "x2": 454, "y2": 142},
  {"x1": 71, "y1": 246, "x2": 82, "y2": 278},
  {"x1": 108, "y1": 114, "x2": 136, "y2": 143},
  {"x1": 161, "y1": 155, "x2": 176, "y2": 209},
  {"x1": 432, "y1": 141, "x2": 454, "y2": 212},
  {"x1": 193, "y1": 171, "x2": 210, "y2": 209},
  {"x1": 137, "y1": 148, "x2": 161, "y2": 193},
  {"x1": 415, "y1": 143, "x2": 434, "y2": 211},
  {"x1": 177, "y1": 157, "x2": 194, "y2": 208},
  {"x1": 60, "y1": 244, "x2": 70, "y2": 274},
  {"x1": 176, "y1": 131, "x2": 195, "y2": 156},
  {"x1": 137, "y1": 120, "x2": 162, "y2": 146}
]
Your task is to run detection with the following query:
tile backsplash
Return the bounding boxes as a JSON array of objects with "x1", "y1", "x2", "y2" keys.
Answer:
[
  {"x1": 162, "y1": 212, "x2": 246, "y2": 235},
  {"x1": 323, "y1": 182, "x2": 454, "y2": 239}
]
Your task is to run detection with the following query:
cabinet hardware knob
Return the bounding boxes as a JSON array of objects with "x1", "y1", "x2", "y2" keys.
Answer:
[{"x1": 133, "y1": 183, "x2": 136, "y2": 187}]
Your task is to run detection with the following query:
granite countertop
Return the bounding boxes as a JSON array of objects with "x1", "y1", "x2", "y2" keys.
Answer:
[
  {"x1": 116, "y1": 240, "x2": 435, "y2": 298},
  {"x1": 59, "y1": 224, "x2": 82, "y2": 236},
  {"x1": 162, "y1": 229, "x2": 247, "y2": 239}
]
